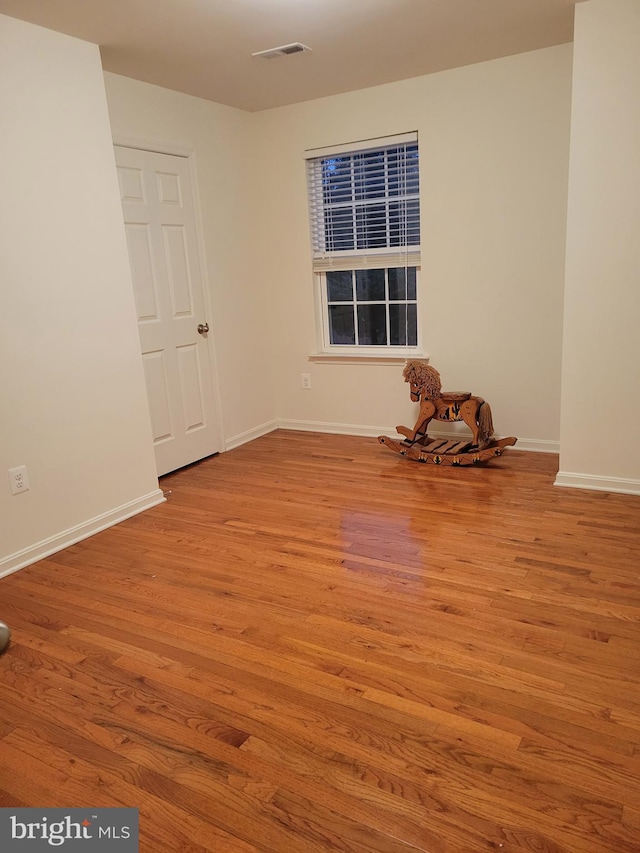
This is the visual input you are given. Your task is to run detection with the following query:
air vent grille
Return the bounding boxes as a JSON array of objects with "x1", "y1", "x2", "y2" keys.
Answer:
[{"x1": 252, "y1": 43, "x2": 311, "y2": 60}]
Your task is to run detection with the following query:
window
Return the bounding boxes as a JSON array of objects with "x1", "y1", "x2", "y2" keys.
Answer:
[{"x1": 306, "y1": 133, "x2": 421, "y2": 354}]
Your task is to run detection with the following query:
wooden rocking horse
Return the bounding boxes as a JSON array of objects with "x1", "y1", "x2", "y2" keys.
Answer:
[
  {"x1": 0, "y1": 621, "x2": 9, "y2": 654},
  {"x1": 378, "y1": 361, "x2": 517, "y2": 465}
]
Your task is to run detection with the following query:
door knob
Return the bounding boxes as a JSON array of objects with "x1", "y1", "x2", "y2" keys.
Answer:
[{"x1": 197, "y1": 322, "x2": 209, "y2": 335}]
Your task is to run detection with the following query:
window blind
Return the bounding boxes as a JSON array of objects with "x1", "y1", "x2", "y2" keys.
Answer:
[{"x1": 306, "y1": 133, "x2": 420, "y2": 273}]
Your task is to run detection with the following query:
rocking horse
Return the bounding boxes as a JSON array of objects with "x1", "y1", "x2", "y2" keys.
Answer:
[
  {"x1": 0, "y1": 621, "x2": 9, "y2": 654},
  {"x1": 378, "y1": 361, "x2": 517, "y2": 465}
]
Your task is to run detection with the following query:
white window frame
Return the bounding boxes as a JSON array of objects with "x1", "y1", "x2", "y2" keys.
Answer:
[
  {"x1": 305, "y1": 133, "x2": 423, "y2": 358},
  {"x1": 314, "y1": 267, "x2": 422, "y2": 359}
]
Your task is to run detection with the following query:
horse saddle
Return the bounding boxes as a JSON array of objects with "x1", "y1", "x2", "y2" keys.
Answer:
[{"x1": 441, "y1": 391, "x2": 471, "y2": 401}]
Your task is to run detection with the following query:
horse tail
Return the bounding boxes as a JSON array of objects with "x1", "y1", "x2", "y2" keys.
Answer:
[{"x1": 478, "y1": 399, "x2": 494, "y2": 444}]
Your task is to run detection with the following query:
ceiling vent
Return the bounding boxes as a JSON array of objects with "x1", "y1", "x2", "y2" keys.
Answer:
[{"x1": 252, "y1": 43, "x2": 312, "y2": 60}]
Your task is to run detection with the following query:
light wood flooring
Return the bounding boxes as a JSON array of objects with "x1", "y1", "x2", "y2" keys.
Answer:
[{"x1": 1, "y1": 430, "x2": 640, "y2": 852}]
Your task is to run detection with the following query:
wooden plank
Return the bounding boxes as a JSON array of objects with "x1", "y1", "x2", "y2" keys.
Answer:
[
  {"x1": 422, "y1": 437, "x2": 449, "y2": 452},
  {"x1": 431, "y1": 439, "x2": 462, "y2": 454},
  {"x1": 446, "y1": 439, "x2": 474, "y2": 454}
]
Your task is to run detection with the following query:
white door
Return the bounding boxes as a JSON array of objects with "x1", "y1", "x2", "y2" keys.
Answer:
[{"x1": 115, "y1": 146, "x2": 220, "y2": 476}]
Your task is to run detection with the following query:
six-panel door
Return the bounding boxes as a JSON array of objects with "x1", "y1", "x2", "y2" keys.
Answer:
[{"x1": 115, "y1": 146, "x2": 220, "y2": 476}]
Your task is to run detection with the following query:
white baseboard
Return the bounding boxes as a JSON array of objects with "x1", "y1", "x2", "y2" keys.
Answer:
[
  {"x1": 277, "y1": 419, "x2": 558, "y2": 453},
  {"x1": 0, "y1": 489, "x2": 165, "y2": 579},
  {"x1": 554, "y1": 472, "x2": 640, "y2": 495},
  {"x1": 277, "y1": 419, "x2": 397, "y2": 438},
  {"x1": 505, "y1": 437, "x2": 559, "y2": 454},
  {"x1": 225, "y1": 420, "x2": 278, "y2": 451}
]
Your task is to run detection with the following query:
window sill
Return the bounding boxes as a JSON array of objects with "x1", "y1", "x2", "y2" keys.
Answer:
[{"x1": 308, "y1": 351, "x2": 428, "y2": 365}]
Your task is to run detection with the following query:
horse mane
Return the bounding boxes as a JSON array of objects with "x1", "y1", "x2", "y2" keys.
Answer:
[{"x1": 402, "y1": 360, "x2": 442, "y2": 400}]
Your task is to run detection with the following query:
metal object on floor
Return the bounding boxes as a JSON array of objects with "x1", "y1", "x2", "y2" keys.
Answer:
[{"x1": 0, "y1": 622, "x2": 10, "y2": 654}]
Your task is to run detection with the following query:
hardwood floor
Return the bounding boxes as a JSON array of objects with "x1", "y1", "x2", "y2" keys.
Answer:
[{"x1": 1, "y1": 430, "x2": 640, "y2": 852}]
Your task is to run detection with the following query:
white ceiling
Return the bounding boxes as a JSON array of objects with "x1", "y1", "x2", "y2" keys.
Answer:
[{"x1": 0, "y1": 0, "x2": 580, "y2": 112}]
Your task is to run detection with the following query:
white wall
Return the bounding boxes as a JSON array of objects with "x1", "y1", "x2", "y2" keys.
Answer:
[
  {"x1": 0, "y1": 16, "x2": 162, "y2": 575},
  {"x1": 103, "y1": 73, "x2": 276, "y2": 448},
  {"x1": 252, "y1": 45, "x2": 573, "y2": 450},
  {"x1": 557, "y1": 0, "x2": 640, "y2": 493}
]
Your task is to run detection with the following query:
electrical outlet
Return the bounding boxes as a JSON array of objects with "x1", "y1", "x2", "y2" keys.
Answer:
[
  {"x1": 301, "y1": 373, "x2": 312, "y2": 389},
  {"x1": 8, "y1": 465, "x2": 29, "y2": 496}
]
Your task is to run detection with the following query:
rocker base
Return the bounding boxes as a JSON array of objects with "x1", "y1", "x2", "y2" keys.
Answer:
[{"x1": 378, "y1": 435, "x2": 517, "y2": 466}]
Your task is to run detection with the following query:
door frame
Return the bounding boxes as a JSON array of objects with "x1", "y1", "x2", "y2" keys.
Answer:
[{"x1": 113, "y1": 134, "x2": 226, "y2": 460}]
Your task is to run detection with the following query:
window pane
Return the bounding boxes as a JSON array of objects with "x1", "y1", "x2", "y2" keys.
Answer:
[
  {"x1": 404, "y1": 145, "x2": 420, "y2": 194},
  {"x1": 329, "y1": 305, "x2": 356, "y2": 345},
  {"x1": 322, "y1": 157, "x2": 353, "y2": 203},
  {"x1": 311, "y1": 141, "x2": 420, "y2": 260},
  {"x1": 326, "y1": 271, "x2": 353, "y2": 302},
  {"x1": 388, "y1": 268, "x2": 406, "y2": 300},
  {"x1": 386, "y1": 148, "x2": 403, "y2": 197},
  {"x1": 389, "y1": 303, "x2": 417, "y2": 346},
  {"x1": 355, "y1": 203, "x2": 387, "y2": 249},
  {"x1": 388, "y1": 267, "x2": 417, "y2": 300},
  {"x1": 407, "y1": 266, "x2": 417, "y2": 300},
  {"x1": 353, "y1": 151, "x2": 386, "y2": 200},
  {"x1": 325, "y1": 207, "x2": 355, "y2": 251},
  {"x1": 357, "y1": 304, "x2": 387, "y2": 345},
  {"x1": 405, "y1": 199, "x2": 421, "y2": 245},
  {"x1": 388, "y1": 200, "x2": 421, "y2": 247},
  {"x1": 355, "y1": 269, "x2": 385, "y2": 301},
  {"x1": 386, "y1": 145, "x2": 420, "y2": 197},
  {"x1": 388, "y1": 201, "x2": 402, "y2": 246}
]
